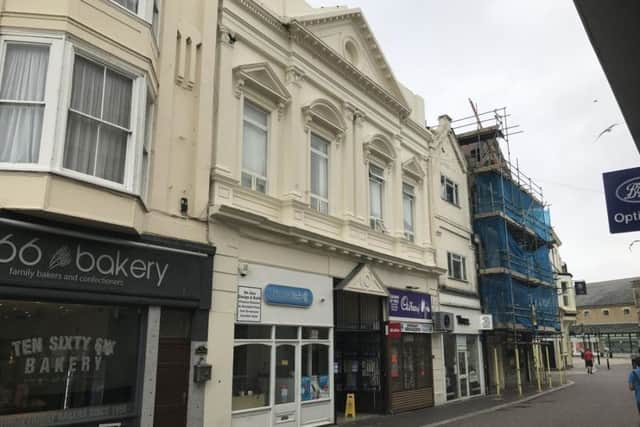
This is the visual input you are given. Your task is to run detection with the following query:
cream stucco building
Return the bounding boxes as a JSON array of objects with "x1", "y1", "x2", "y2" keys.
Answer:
[
  {"x1": 205, "y1": 1, "x2": 484, "y2": 426},
  {"x1": 0, "y1": 0, "x2": 486, "y2": 426},
  {"x1": 0, "y1": 1, "x2": 219, "y2": 426}
]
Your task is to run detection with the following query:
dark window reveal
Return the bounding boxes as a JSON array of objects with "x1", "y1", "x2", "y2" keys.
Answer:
[{"x1": 0, "y1": 300, "x2": 142, "y2": 418}]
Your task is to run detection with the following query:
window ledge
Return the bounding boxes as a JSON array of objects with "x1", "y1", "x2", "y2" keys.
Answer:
[
  {"x1": 232, "y1": 406, "x2": 272, "y2": 416},
  {"x1": 447, "y1": 276, "x2": 469, "y2": 284},
  {"x1": 301, "y1": 397, "x2": 332, "y2": 405},
  {"x1": 0, "y1": 165, "x2": 140, "y2": 198}
]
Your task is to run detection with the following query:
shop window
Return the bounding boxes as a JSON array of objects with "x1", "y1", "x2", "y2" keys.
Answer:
[
  {"x1": 232, "y1": 344, "x2": 271, "y2": 411},
  {"x1": 275, "y1": 345, "x2": 295, "y2": 404},
  {"x1": 234, "y1": 324, "x2": 272, "y2": 340},
  {"x1": 0, "y1": 300, "x2": 142, "y2": 419},
  {"x1": 467, "y1": 336, "x2": 482, "y2": 396},
  {"x1": 301, "y1": 344, "x2": 330, "y2": 401},
  {"x1": 389, "y1": 334, "x2": 431, "y2": 392},
  {"x1": 302, "y1": 327, "x2": 329, "y2": 340},
  {"x1": 276, "y1": 326, "x2": 298, "y2": 340}
]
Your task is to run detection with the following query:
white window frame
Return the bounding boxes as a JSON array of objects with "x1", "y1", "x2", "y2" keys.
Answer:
[
  {"x1": 309, "y1": 132, "x2": 330, "y2": 215},
  {"x1": 402, "y1": 182, "x2": 415, "y2": 242},
  {"x1": 369, "y1": 163, "x2": 386, "y2": 232},
  {"x1": 240, "y1": 99, "x2": 269, "y2": 194},
  {"x1": 0, "y1": 33, "x2": 149, "y2": 196},
  {"x1": 441, "y1": 174, "x2": 460, "y2": 206},
  {"x1": 447, "y1": 252, "x2": 467, "y2": 282},
  {"x1": 109, "y1": 0, "x2": 158, "y2": 26},
  {"x1": 0, "y1": 34, "x2": 64, "y2": 170}
]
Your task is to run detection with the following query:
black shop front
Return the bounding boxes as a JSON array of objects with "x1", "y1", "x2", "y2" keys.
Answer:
[{"x1": 0, "y1": 215, "x2": 213, "y2": 427}]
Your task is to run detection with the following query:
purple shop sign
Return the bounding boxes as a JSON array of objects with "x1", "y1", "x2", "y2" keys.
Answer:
[{"x1": 388, "y1": 288, "x2": 432, "y2": 320}]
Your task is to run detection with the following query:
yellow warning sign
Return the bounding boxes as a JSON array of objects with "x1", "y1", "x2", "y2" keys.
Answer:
[{"x1": 345, "y1": 393, "x2": 356, "y2": 418}]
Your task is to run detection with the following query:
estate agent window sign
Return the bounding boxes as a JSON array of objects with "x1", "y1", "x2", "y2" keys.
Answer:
[{"x1": 602, "y1": 166, "x2": 640, "y2": 233}]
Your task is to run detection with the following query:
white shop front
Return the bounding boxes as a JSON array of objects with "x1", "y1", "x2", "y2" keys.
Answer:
[
  {"x1": 439, "y1": 297, "x2": 489, "y2": 402},
  {"x1": 232, "y1": 264, "x2": 334, "y2": 427}
]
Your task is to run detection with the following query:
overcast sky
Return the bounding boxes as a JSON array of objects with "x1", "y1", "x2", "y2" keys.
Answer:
[{"x1": 307, "y1": 0, "x2": 640, "y2": 283}]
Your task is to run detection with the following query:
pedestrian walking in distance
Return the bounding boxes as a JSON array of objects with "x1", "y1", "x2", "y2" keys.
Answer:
[
  {"x1": 584, "y1": 348, "x2": 594, "y2": 374},
  {"x1": 628, "y1": 357, "x2": 640, "y2": 414}
]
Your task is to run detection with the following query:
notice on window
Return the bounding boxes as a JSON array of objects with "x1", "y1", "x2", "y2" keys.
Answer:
[{"x1": 237, "y1": 286, "x2": 262, "y2": 322}]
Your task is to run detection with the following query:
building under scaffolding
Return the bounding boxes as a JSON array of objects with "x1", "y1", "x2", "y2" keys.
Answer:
[{"x1": 454, "y1": 107, "x2": 562, "y2": 395}]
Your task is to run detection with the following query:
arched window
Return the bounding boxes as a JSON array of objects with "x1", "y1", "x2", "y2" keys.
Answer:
[
  {"x1": 363, "y1": 135, "x2": 396, "y2": 231},
  {"x1": 303, "y1": 99, "x2": 345, "y2": 214}
]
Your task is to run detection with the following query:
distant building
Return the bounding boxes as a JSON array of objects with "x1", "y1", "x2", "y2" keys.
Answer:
[
  {"x1": 550, "y1": 230, "x2": 577, "y2": 368},
  {"x1": 572, "y1": 277, "x2": 640, "y2": 355}
]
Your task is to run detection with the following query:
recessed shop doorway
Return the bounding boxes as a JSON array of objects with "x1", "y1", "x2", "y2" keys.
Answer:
[
  {"x1": 154, "y1": 309, "x2": 192, "y2": 427},
  {"x1": 334, "y1": 291, "x2": 386, "y2": 415}
]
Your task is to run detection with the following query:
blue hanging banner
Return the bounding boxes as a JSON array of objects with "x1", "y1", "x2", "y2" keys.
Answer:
[{"x1": 602, "y1": 166, "x2": 640, "y2": 233}]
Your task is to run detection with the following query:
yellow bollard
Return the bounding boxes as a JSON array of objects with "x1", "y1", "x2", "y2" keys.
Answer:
[
  {"x1": 515, "y1": 345, "x2": 523, "y2": 397},
  {"x1": 345, "y1": 393, "x2": 356, "y2": 418},
  {"x1": 534, "y1": 343, "x2": 542, "y2": 392},
  {"x1": 545, "y1": 346, "x2": 553, "y2": 388},
  {"x1": 494, "y1": 347, "x2": 501, "y2": 397}
]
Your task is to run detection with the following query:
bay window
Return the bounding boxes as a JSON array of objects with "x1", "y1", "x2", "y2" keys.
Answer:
[
  {"x1": 0, "y1": 44, "x2": 49, "y2": 163},
  {"x1": 0, "y1": 35, "x2": 150, "y2": 194},
  {"x1": 112, "y1": 0, "x2": 139, "y2": 13},
  {"x1": 369, "y1": 164, "x2": 385, "y2": 231},
  {"x1": 64, "y1": 56, "x2": 133, "y2": 184},
  {"x1": 241, "y1": 101, "x2": 268, "y2": 193},
  {"x1": 310, "y1": 133, "x2": 329, "y2": 214},
  {"x1": 403, "y1": 183, "x2": 415, "y2": 242}
]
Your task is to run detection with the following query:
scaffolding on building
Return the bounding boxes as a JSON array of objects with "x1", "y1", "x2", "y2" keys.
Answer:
[{"x1": 453, "y1": 105, "x2": 562, "y2": 395}]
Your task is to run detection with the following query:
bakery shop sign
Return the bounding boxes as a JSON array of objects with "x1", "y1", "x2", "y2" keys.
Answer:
[
  {"x1": 11, "y1": 336, "x2": 117, "y2": 375},
  {"x1": 0, "y1": 220, "x2": 208, "y2": 305}
]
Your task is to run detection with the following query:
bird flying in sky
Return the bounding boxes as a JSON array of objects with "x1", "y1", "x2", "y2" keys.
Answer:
[{"x1": 594, "y1": 123, "x2": 620, "y2": 142}]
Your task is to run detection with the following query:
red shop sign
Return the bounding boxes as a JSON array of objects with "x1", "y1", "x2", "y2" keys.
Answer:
[{"x1": 387, "y1": 322, "x2": 401, "y2": 338}]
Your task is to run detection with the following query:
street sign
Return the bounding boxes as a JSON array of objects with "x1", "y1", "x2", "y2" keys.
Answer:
[{"x1": 602, "y1": 166, "x2": 640, "y2": 233}]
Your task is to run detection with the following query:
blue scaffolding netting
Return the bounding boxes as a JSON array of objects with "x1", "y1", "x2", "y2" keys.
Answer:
[
  {"x1": 481, "y1": 274, "x2": 560, "y2": 331},
  {"x1": 475, "y1": 216, "x2": 553, "y2": 284},
  {"x1": 473, "y1": 170, "x2": 559, "y2": 331},
  {"x1": 474, "y1": 172, "x2": 551, "y2": 242}
]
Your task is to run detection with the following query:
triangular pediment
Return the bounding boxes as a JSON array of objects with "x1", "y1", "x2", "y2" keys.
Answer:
[
  {"x1": 293, "y1": 10, "x2": 409, "y2": 110},
  {"x1": 402, "y1": 157, "x2": 425, "y2": 182},
  {"x1": 336, "y1": 263, "x2": 389, "y2": 297},
  {"x1": 233, "y1": 63, "x2": 291, "y2": 105}
]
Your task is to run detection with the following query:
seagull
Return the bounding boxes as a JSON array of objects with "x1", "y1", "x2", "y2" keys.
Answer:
[
  {"x1": 594, "y1": 123, "x2": 620, "y2": 142},
  {"x1": 630, "y1": 240, "x2": 640, "y2": 252}
]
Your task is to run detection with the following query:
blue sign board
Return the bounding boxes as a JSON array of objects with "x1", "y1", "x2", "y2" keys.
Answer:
[
  {"x1": 603, "y1": 167, "x2": 640, "y2": 233},
  {"x1": 388, "y1": 288, "x2": 431, "y2": 320},
  {"x1": 264, "y1": 284, "x2": 313, "y2": 307}
]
